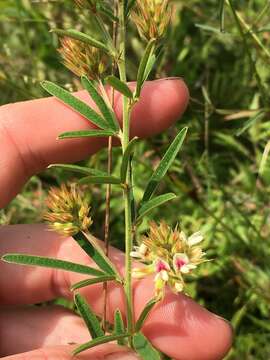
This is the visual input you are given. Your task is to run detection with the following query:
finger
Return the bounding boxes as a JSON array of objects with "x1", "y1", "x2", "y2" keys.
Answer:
[
  {"x1": 0, "y1": 225, "x2": 233, "y2": 360},
  {"x1": 0, "y1": 78, "x2": 189, "y2": 208},
  {"x1": 0, "y1": 306, "x2": 89, "y2": 356},
  {"x1": 2, "y1": 345, "x2": 139, "y2": 360}
]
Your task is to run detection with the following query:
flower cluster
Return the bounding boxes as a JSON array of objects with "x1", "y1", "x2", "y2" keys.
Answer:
[
  {"x1": 44, "y1": 184, "x2": 92, "y2": 236},
  {"x1": 58, "y1": 37, "x2": 107, "y2": 79},
  {"x1": 131, "y1": 221, "x2": 206, "y2": 298},
  {"x1": 131, "y1": 0, "x2": 171, "y2": 40}
]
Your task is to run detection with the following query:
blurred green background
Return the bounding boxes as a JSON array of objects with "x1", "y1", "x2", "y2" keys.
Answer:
[{"x1": 1, "y1": 0, "x2": 270, "y2": 359}]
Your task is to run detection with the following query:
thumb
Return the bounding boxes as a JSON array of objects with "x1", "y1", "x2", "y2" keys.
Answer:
[{"x1": 4, "y1": 345, "x2": 140, "y2": 360}]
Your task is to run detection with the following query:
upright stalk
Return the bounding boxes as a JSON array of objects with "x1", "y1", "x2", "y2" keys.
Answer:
[
  {"x1": 102, "y1": 0, "x2": 118, "y2": 332},
  {"x1": 118, "y1": 0, "x2": 134, "y2": 337}
]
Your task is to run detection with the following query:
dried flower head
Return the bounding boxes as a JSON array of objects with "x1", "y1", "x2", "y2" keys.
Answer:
[
  {"x1": 44, "y1": 183, "x2": 92, "y2": 236},
  {"x1": 58, "y1": 37, "x2": 107, "y2": 79},
  {"x1": 131, "y1": 221, "x2": 206, "y2": 299},
  {"x1": 131, "y1": 0, "x2": 171, "y2": 40}
]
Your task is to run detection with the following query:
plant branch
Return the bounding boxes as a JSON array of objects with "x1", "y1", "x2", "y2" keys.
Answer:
[
  {"x1": 102, "y1": 0, "x2": 118, "y2": 332},
  {"x1": 118, "y1": 0, "x2": 134, "y2": 340}
]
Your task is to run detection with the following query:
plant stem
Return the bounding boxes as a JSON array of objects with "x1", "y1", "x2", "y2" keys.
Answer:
[
  {"x1": 118, "y1": 0, "x2": 134, "y2": 339},
  {"x1": 102, "y1": 1, "x2": 118, "y2": 332}
]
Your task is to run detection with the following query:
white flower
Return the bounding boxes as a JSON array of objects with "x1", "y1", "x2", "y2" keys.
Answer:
[
  {"x1": 130, "y1": 243, "x2": 148, "y2": 259},
  {"x1": 174, "y1": 281, "x2": 184, "y2": 292},
  {"x1": 187, "y1": 231, "x2": 204, "y2": 246}
]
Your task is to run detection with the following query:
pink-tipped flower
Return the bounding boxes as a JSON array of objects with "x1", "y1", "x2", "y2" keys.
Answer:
[
  {"x1": 173, "y1": 253, "x2": 197, "y2": 274},
  {"x1": 131, "y1": 221, "x2": 206, "y2": 299}
]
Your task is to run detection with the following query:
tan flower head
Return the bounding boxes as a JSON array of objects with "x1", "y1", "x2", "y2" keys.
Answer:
[
  {"x1": 44, "y1": 183, "x2": 92, "y2": 236},
  {"x1": 131, "y1": 221, "x2": 206, "y2": 299},
  {"x1": 58, "y1": 37, "x2": 107, "y2": 79},
  {"x1": 131, "y1": 0, "x2": 171, "y2": 40}
]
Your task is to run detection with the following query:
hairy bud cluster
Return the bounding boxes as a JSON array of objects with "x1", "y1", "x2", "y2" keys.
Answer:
[
  {"x1": 44, "y1": 184, "x2": 92, "y2": 236},
  {"x1": 132, "y1": 0, "x2": 171, "y2": 40},
  {"x1": 58, "y1": 37, "x2": 107, "y2": 79}
]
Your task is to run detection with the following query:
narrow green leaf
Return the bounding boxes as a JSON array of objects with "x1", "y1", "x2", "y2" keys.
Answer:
[
  {"x1": 51, "y1": 28, "x2": 109, "y2": 53},
  {"x1": 219, "y1": 0, "x2": 225, "y2": 32},
  {"x1": 71, "y1": 274, "x2": 116, "y2": 291},
  {"x1": 259, "y1": 140, "x2": 270, "y2": 176},
  {"x1": 133, "y1": 333, "x2": 161, "y2": 360},
  {"x1": 90, "y1": 10, "x2": 114, "y2": 49},
  {"x1": 73, "y1": 232, "x2": 120, "y2": 278},
  {"x1": 135, "y1": 39, "x2": 157, "y2": 98},
  {"x1": 137, "y1": 193, "x2": 177, "y2": 222},
  {"x1": 73, "y1": 333, "x2": 129, "y2": 355},
  {"x1": 41, "y1": 81, "x2": 110, "y2": 130},
  {"x1": 135, "y1": 298, "x2": 158, "y2": 332},
  {"x1": 47, "y1": 164, "x2": 107, "y2": 176},
  {"x1": 142, "y1": 127, "x2": 188, "y2": 202},
  {"x1": 214, "y1": 132, "x2": 249, "y2": 157},
  {"x1": 195, "y1": 23, "x2": 222, "y2": 34},
  {"x1": 142, "y1": 54, "x2": 156, "y2": 83},
  {"x1": 105, "y1": 75, "x2": 133, "y2": 99},
  {"x1": 1, "y1": 254, "x2": 104, "y2": 277},
  {"x1": 75, "y1": 293, "x2": 104, "y2": 339},
  {"x1": 79, "y1": 175, "x2": 121, "y2": 185},
  {"x1": 120, "y1": 137, "x2": 139, "y2": 182},
  {"x1": 58, "y1": 130, "x2": 116, "y2": 139},
  {"x1": 235, "y1": 111, "x2": 264, "y2": 136},
  {"x1": 113, "y1": 309, "x2": 126, "y2": 345},
  {"x1": 96, "y1": 3, "x2": 119, "y2": 22},
  {"x1": 81, "y1": 76, "x2": 119, "y2": 131}
]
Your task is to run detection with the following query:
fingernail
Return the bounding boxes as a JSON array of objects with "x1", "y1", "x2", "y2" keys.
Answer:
[
  {"x1": 154, "y1": 76, "x2": 184, "y2": 82},
  {"x1": 105, "y1": 351, "x2": 140, "y2": 359},
  {"x1": 215, "y1": 315, "x2": 235, "y2": 337}
]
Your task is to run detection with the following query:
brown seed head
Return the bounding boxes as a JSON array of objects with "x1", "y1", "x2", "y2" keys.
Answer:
[
  {"x1": 44, "y1": 184, "x2": 92, "y2": 236},
  {"x1": 131, "y1": 0, "x2": 171, "y2": 40},
  {"x1": 58, "y1": 37, "x2": 107, "y2": 79}
]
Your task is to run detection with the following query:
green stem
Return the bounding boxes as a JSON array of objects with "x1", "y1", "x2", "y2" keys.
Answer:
[{"x1": 118, "y1": 0, "x2": 134, "y2": 340}]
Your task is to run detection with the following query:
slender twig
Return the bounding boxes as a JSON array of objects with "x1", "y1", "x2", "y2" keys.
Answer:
[{"x1": 252, "y1": 0, "x2": 270, "y2": 27}]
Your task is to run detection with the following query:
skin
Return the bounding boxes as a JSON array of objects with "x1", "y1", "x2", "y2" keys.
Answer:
[{"x1": 0, "y1": 79, "x2": 233, "y2": 360}]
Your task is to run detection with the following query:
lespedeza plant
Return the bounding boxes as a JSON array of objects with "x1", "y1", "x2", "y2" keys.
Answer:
[{"x1": 1, "y1": 0, "x2": 207, "y2": 358}]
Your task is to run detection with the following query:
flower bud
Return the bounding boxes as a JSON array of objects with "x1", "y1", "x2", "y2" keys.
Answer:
[
  {"x1": 58, "y1": 37, "x2": 107, "y2": 79},
  {"x1": 131, "y1": 0, "x2": 171, "y2": 41},
  {"x1": 44, "y1": 184, "x2": 92, "y2": 236}
]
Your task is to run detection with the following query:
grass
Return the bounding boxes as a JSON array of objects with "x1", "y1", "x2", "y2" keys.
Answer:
[{"x1": 1, "y1": 0, "x2": 270, "y2": 358}]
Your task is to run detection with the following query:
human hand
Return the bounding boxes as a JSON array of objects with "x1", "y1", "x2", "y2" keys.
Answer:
[{"x1": 0, "y1": 79, "x2": 232, "y2": 360}]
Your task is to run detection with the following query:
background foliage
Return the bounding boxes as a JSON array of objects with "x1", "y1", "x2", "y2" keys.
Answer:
[{"x1": 1, "y1": 0, "x2": 270, "y2": 359}]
